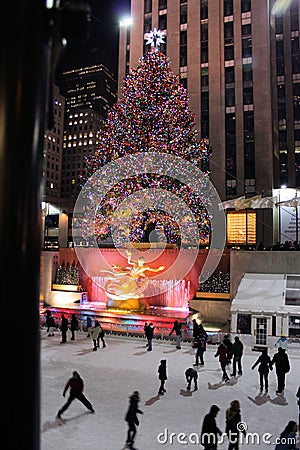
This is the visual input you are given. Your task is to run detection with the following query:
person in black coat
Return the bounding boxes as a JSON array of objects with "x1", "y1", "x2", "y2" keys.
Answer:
[
  {"x1": 146, "y1": 322, "x2": 154, "y2": 351},
  {"x1": 230, "y1": 336, "x2": 244, "y2": 377},
  {"x1": 192, "y1": 319, "x2": 200, "y2": 338},
  {"x1": 97, "y1": 323, "x2": 106, "y2": 348},
  {"x1": 274, "y1": 420, "x2": 298, "y2": 450},
  {"x1": 223, "y1": 335, "x2": 233, "y2": 364},
  {"x1": 201, "y1": 404, "x2": 222, "y2": 450},
  {"x1": 169, "y1": 320, "x2": 183, "y2": 349},
  {"x1": 125, "y1": 391, "x2": 143, "y2": 449},
  {"x1": 251, "y1": 347, "x2": 273, "y2": 393},
  {"x1": 45, "y1": 310, "x2": 52, "y2": 332},
  {"x1": 143, "y1": 322, "x2": 149, "y2": 345},
  {"x1": 194, "y1": 324, "x2": 208, "y2": 366},
  {"x1": 271, "y1": 347, "x2": 290, "y2": 394},
  {"x1": 47, "y1": 315, "x2": 56, "y2": 336},
  {"x1": 225, "y1": 400, "x2": 246, "y2": 450},
  {"x1": 158, "y1": 359, "x2": 168, "y2": 395},
  {"x1": 185, "y1": 367, "x2": 198, "y2": 391},
  {"x1": 70, "y1": 314, "x2": 78, "y2": 341},
  {"x1": 60, "y1": 314, "x2": 69, "y2": 344}
]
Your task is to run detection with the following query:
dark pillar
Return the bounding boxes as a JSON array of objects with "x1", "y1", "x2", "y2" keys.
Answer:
[{"x1": 0, "y1": 1, "x2": 49, "y2": 448}]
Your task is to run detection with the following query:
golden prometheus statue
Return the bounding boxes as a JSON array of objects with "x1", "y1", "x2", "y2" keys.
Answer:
[{"x1": 101, "y1": 250, "x2": 165, "y2": 301}]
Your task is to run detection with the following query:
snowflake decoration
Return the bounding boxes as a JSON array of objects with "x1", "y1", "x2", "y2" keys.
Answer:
[{"x1": 144, "y1": 28, "x2": 166, "y2": 48}]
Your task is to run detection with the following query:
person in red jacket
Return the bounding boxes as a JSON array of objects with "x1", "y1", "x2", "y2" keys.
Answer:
[
  {"x1": 214, "y1": 342, "x2": 230, "y2": 382},
  {"x1": 57, "y1": 371, "x2": 94, "y2": 418}
]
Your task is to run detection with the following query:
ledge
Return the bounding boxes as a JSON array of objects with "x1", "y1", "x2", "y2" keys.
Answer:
[{"x1": 195, "y1": 292, "x2": 231, "y2": 300}]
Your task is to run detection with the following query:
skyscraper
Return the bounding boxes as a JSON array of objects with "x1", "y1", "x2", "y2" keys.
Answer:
[
  {"x1": 118, "y1": 0, "x2": 300, "y2": 200},
  {"x1": 117, "y1": 0, "x2": 300, "y2": 247}
]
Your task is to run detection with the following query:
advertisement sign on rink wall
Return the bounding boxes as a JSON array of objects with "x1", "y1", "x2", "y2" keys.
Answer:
[{"x1": 277, "y1": 188, "x2": 300, "y2": 244}]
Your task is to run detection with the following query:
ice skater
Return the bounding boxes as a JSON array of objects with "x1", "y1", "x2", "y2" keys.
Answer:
[
  {"x1": 70, "y1": 313, "x2": 78, "y2": 341},
  {"x1": 185, "y1": 367, "x2": 198, "y2": 391},
  {"x1": 223, "y1": 334, "x2": 233, "y2": 365},
  {"x1": 125, "y1": 390, "x2": 143, "y2": 450},
  {"x1": 57, "y1": 371, "x2": 94, "y2": 418},
  {"x1": 271, "y1": 347, "x2": 290, "y2": 394},
  {"x1": 214, "y1": 341, "x2": 230, "y2": 382},
  {"x1": 230, "y1": 336, "x2": 244, "y2": 377},
  {"x1": 169, "y1": 320, "x2": 182, "y2": 349},
  {"x1": 201, "y1": 404, "x2": 222, "y2": 450},
  {"x1": 194, "y1": 324, "x2": 208, "y2": 366},
  {"x1": 274, "y1": 420, "x2": 298, "y2": 449},
  {"x1": 251, "y1": 347, "x2": 273, "y2": 394},
  {"x1": 60, "y1": 313, "x2": 69, "y2": 344},
  {"x1": 146, "y1": 322, "x2": 154, "y2": 351},
  {"x1": 86, "y1": 315, "x2": 92, "y2": 337},
  {"x1": 225, "y1": 400, "x2": 246, "y2": 450},
  {"x1": 89, "y1": 320, "x2": 101, "y2": 351},
  {"x1": 158, "y1": 359, "x2": 168, "y2": 395},
  {"x1": 98, "y1": 322, "x2": 107, "y2": 348},
  {"x1": 47, "y1": 314, "x2": 56, "y2": 337}
]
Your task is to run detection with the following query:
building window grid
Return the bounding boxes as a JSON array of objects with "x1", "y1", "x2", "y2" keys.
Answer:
[{"x1": 180, "y1": 30, "x2": 187, "y2": 67}]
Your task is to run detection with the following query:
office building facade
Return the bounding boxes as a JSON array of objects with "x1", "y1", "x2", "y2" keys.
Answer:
[
  {"x1": 118, "y1": 0, "x2": 300, "y2": 247},
  {"x1": 118, "y1": 0, "x2": 300, "y2": 200}
]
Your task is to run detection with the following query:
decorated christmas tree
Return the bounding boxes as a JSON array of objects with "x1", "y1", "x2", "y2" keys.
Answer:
[
  {"x1": 79, "y1": 29, "x2": 212, "y2": 246},
  {"x1": 55, "y1": 261, "x2": 79, "y2": 285}
]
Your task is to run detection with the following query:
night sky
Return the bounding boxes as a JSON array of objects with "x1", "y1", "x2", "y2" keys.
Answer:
[{"x1": 55, "y1": 0, "x2": 131, "y2": 83}]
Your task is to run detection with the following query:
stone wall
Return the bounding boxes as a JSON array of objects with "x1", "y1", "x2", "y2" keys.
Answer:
[{"x1": 230, "y1": 251, "x2": 300, "y2": 298}]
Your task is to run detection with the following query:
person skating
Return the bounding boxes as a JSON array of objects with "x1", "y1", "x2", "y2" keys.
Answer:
[
  {"x1": 86, "y1": 316, "x2": 92, "y2": 337},
  {"x1": 275, "y1": 334, "x2": 289, "y2": 351},
  {"x1": 60, "y1": 313, "x2": 69, "y2": 344},
  {"x1": 47, "y1": 314, "x2": 56, "y2": 336},
  {"x1": 89, "y1": 320, "x2": 101, "y2": 351},
  {"x1": 223, "y1": 334, "x2": 233, "y2": 365},
  {"x1": 185, "y1": 367, "x2": 198, "y2": 391},
  {"x1": 194, "y1": 324, "x2": 208, "y2": 366},
  {"x1": 45, "y1": 310, "x2": 52, "y2": 333},
  {"x1": 57, "y1": 371, "x2": 95, "y2": 418},
  {"x1": 274, "y1": 420, "x2": 298, "y2": 449},
  {"x1": 70, "y1": 313, "x2": 78, "y2": 341},
  {"x1": 158, "y1": 359, "x2": 168, "y2": 395},
  {"x1": 271, "y1": 347, "x2": 290, "y2": 394},
  {"x1": 98, "y1": 322, "x2": 106, "y2": 348},
  {"x1": 192, "y1": 318, "x2": 200, "y2": 338},
  {"x1": 225, "y1": 400, "x2": 246, "y2": 450},
  {"x1": 125, "y1": 390, "x2": 143, "y2": 450},
  {"x1": 230, "y1": 336, "x2": 244, "y2": 377},
  {"x1": 147, "y1": 322, "x2": 154, "y2": 351},
  {"x1": 251, "y1": 347, "x2": 273, "y2": 394},
  {"x1": 169, "y1": 320, "x2": 182, "y2": 349},
  {"x1": 200, "y1": 404, "x2": 222, "y2": 450},
  {"x1": 143, "y1": 322, "x2": 149, "y2": 346},
  {"x1": 214, "y1": 341, "x2": 230, "y2": 382}
]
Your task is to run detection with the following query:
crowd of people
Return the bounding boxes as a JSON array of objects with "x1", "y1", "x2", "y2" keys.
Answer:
[
  {"x1": 43, "y1": 311, "x2": 299, "y2": 449},
  {"x1": 44, "y1": 310, "x2": 106, "y2": 351}
]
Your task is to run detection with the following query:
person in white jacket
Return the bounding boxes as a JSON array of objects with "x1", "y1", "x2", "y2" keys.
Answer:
[{"x1": 89, "y1": 320, "x2": 101, "y2": 351}]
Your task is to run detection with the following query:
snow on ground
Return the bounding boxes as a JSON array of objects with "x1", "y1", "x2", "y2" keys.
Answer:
[{"x1": 41, "y1": 329, "x2": 300, "y2": 450}]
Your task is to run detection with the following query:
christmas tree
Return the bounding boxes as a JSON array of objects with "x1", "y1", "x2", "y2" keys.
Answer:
[
  {"x1": 55, "y1": 261, "x2": 79, "y2": 285},
  {"x1": 79, "y1": 30, "x2": 212, "y2": 246}
]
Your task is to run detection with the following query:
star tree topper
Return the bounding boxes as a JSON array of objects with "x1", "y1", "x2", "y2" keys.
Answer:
[{"x1": 144, "y1": 28, "x2": 166, "y2": 48}]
